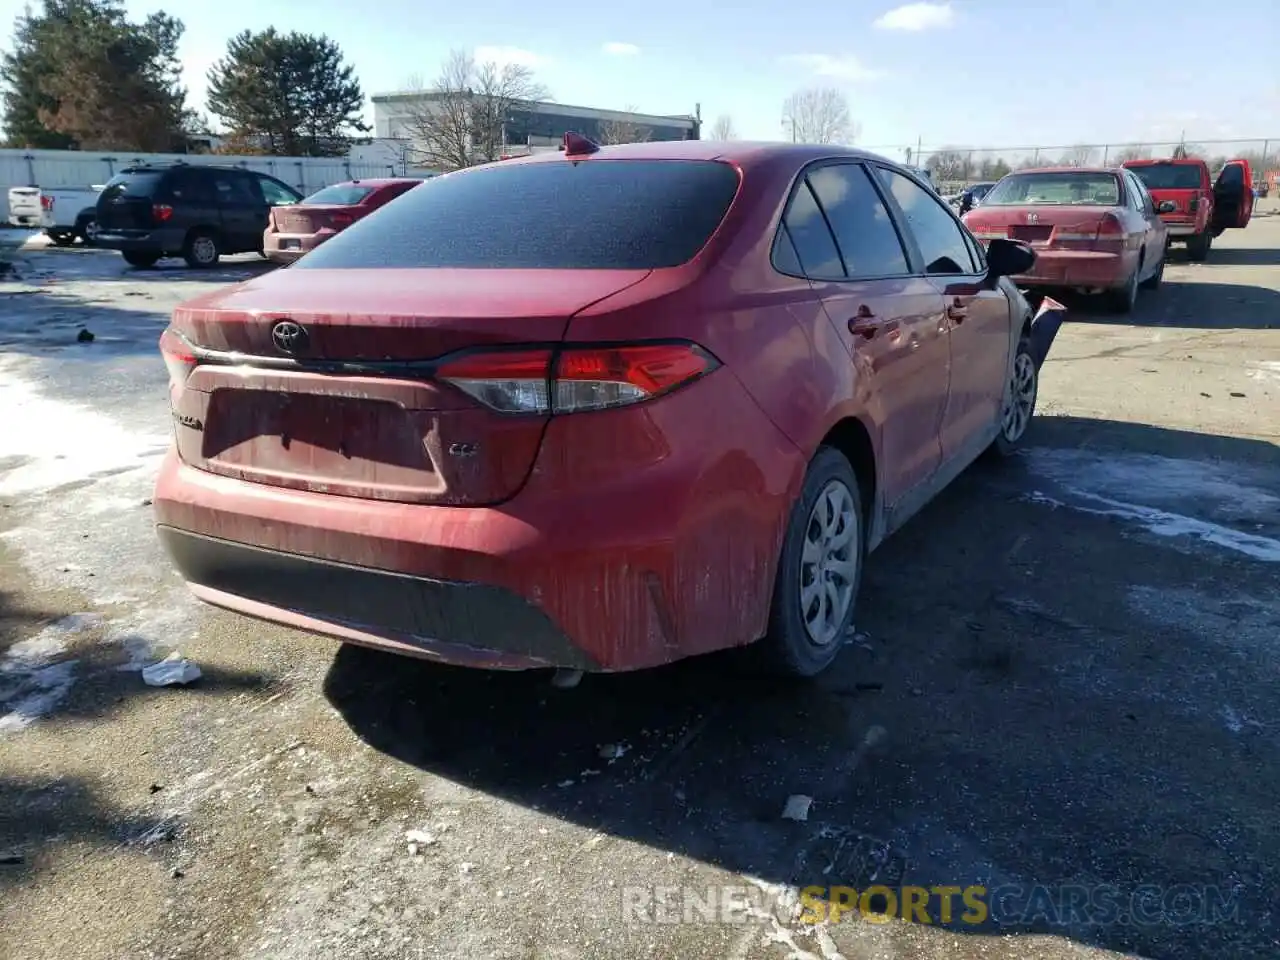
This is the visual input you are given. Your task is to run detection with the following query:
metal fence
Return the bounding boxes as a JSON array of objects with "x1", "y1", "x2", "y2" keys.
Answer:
[
  {"x1": 861, "y1": 138, "x2": 1279, "y2": 194},
  {"x1": 0, "y1": 148, "x2": 405, "y2": 195}
]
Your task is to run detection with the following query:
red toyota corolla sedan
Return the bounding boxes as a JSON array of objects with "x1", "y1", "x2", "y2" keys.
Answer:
[
  {"x1": 154, "y1": 137, "x2": 1052, "y2": 678},
  {"x1": 262, "y1": 177, "x2": 423, "y2": 264}
]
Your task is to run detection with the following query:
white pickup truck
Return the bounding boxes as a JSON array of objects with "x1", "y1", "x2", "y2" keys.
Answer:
[{"x1": 7, "y1": 184, "x2": 105, "y2": 245}]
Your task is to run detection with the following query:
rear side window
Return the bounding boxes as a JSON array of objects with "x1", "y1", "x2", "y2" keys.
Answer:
[
  {"x1": 303, "y1": 183, "x2": 377, "y2": 205},
  {"x1": 100, "y1": 171, "x2": 165, "y2": 198},
  {"x1": 1127, "y1": 163, "x2": 1203, "y2": 190},
  {"x1": 167, "y1": 168, "x2": 216, "y2": 204},
  {"x1": 779, "y1": 181, "x2": 844, "y2": 280},
  {"x1": 214, "y1": 172, "x2": 259, "y2": 206},
  {"x1": 806, "y1": 164, "x2": 909, "y2": 278},
  {"x1": 295, "y1": 160, "x2": 740, "y2": 270},
  {"x1": 875, "y1": 167, "x2": 976, "y2": 275}
]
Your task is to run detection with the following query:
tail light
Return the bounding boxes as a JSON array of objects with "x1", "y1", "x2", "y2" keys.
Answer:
[
  {"x1": 1095, "y1": 214, "x2": 1124, "y2": 242},
  {"x1": 330, "y1": 211, "x2": 354, "y2": 227},
  {"x1": 159, "y1": 327, "x2": 198, "y2": 391},
  {"x1": 40, "y1": 195, "x2": 54, "y2": 212},
  {"x1": 436, "y1": 341, "x2": 719, "y2": 415},
  {"x1": 152, "y1": 203, "x2": 174, "y2": 223}
]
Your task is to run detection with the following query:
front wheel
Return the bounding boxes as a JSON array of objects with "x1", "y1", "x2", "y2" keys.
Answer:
[
  {"x1": 760, "y1": 447, "x2": 864, "y2": 678},
  {"x1": 989, "y1": 334, "x2": 1039, "y2": 458},
  {"x1": 122, "y1": 250, "x2": 160, "y2": 268}
]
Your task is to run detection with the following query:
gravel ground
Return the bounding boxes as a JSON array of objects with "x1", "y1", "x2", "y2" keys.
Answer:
[{"x1": 1, "y1": 209, "x2": 1278, "y2": 960}]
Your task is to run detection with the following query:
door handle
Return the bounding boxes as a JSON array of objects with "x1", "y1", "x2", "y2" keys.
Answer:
[
  {"x1": 848, "y1": 315, "x2": 900, "y2": 340},
  {"x1": 946, "y1": 300, "x2": 968, "y2": 324}
]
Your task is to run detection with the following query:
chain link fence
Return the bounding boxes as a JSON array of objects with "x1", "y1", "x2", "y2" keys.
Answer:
[{"x1": 862, "y1": 139, "x2": 1279, "y2": 195}]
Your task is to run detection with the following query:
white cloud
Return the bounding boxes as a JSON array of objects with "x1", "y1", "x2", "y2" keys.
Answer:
[
  {"x1": 474, "y1": 46, "x2": 549, "y2": 68},
  {"x1": 873, "y1": 2, "x2": 955, "y2": 31},
  {"x1": 780, "y1": 53, "x2": 882, "y2": 82},
  {"x1": 602, "y1": 42, "x2": 640, "y2": 56}
]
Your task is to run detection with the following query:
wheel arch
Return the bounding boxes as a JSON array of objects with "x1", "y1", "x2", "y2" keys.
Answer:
[{"x1": 816, "y1": 415, "x2": 877, "y2": 541}]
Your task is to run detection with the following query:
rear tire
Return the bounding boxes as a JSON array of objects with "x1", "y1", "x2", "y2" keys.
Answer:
[
  {"x1": 1186, "y1": 231, "x2": 1210, "y2": 261},
  {"x1": 122, "y1": 250, "x2": 160, "y2": 268},
  {"x1": 760, "y1": 447, "x2": 864, "y2": 678},
  {"x1": 183, "y1": 229, "x2": 221, "y2": 269},
  {"x1": 1139, "y1": 251, "x2": 1164, "y2": 290},
  {"x1": 989, "y1": 334, "x2": 1039, "y2": 458},
  {"x1": 1105, "y1": 265, "x2": 1139, "y2": 314}
]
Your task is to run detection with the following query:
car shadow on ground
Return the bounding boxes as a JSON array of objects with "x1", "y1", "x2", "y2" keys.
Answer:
[
  {"x1": 1179, "y1": 247, "x2": 1280, "y2": 268},
  {"x1": 8, "y1": 244, "x2": 277, "y2": 284},
  {"x1": 1053, "y1": 280, "x2": 1280, "y2": 329},
  {"x1": 323, "y1": 416, "x2": 1280, "y2": 959}
]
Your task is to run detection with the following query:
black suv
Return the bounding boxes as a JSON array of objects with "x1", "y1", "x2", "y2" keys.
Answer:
[{"x1": 92, "y1": 164, "x2": 302, "y2": 268}]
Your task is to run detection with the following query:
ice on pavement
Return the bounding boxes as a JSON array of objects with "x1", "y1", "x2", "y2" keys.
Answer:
[{"x1": 0, "y1": 356, "x2": 170, "y2": 497}]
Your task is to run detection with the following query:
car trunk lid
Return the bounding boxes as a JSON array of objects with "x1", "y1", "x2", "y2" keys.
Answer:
[
  {"x1": 271, "y1": 204, "x2": 363, "y2": 234},
  {"x1": 165, "y1": 267, "x2": 651, "y2": 505},
  {"x1": 965, "y1": 205, "x2": 1121, "y2": 249}
]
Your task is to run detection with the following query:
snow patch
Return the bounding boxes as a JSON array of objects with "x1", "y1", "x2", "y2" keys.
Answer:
[
  {"x1": 0, "y1": 358, "x2": 169, "y2": 497},
  {"x1": 1023, "y1": 449, "x2": 1280, "y2": 561},
  {"x1": 0, "y1": 613, "x2": 101, "y2": 734}
]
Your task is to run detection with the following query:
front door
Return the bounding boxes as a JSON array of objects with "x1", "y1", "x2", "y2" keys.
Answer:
[
  {"x1": 1212, "y1": 159, "x2": 1254, "y2": 234},
  {"x1": 799, "y1": 162, "x2": 950, "y2": 505},
  {"x1": 872, "y1": 165, "x2": 1009, "y2": 462}
]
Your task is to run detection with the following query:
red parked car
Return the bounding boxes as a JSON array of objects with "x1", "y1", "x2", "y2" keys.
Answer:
[
  {"x1": 263, "y1": 178, "x2": 422, "y2": 264},
  {"x1": 1121, "y1": 157, "x2": 1254, "y2": 261},
  {"x1": 154, "y1": 138, "x2": 1055, "y2": 679},
  {"x1": 963, "y1": 166, "x2": 1167, "y2": 313}
]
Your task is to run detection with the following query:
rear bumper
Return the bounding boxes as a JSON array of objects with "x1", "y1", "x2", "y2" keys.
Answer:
[
  {"x1": 1011, "y1": 250, "x2": 1130, "y2": 289},
  {"x1": 1161, "y1": 219, "x2": 1204, "y2": 238},
  {"x1": 158, "y1": 525, "x2": 595, "y2": 670},
  {"x1": 152, "y1": 371, "x2": 803, "y2": 673},
  {"x1": 91, "y1": 226, "x2": 187, "y2": 254},
  {"x1": 262, "y1": 230, "x2": 332, "y2": 263}
]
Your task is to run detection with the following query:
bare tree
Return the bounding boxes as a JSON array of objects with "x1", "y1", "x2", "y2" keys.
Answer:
[
  {"x1": 925, "y1": 147, "x2": 970, "y2": 182},
  {"x1": 709, "y1": 114, "x2": 737, "y2": 141},
  {"x1": 1113, "y1": 145, "x2": 1150, "y2": 163},
  {"x1": 1057, "y1": 143, "x2": 1096, "y2": 167},
  {"x1": 596, "y1": 105, "x2": 651, "y2": 145},
  {"x1": 780, "y1": 88, "x2": 857, "y2": 145},
  {"x1": 398, "y1": 49, "x2": 548, "y2": 170}
]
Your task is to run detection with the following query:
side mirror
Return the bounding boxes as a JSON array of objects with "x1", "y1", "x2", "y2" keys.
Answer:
[
  {"x1": 1157, "y1": 200, "x2": 1176, "y2": 213},
  {"x1": 986, "y1": 238, "x2": 1036, "y2": 279}
]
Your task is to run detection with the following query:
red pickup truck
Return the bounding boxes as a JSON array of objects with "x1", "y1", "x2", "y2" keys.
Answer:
[{"x1": 1121, "y1": 157, "x2": 1254, "y2": 261}]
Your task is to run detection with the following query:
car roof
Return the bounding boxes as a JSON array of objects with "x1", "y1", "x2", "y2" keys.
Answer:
[
  {"x1": 1010, "y1": 166, "x2": 1124, "y2": 176},
  {"x1": 325, "y1": 177, "x2": 422, "y2": 187},
  {"x1": 505, "y1": 139, "x2": 899, "y2": 170},
  {"x1": 1120, "y1": 157, "x2": 1204, "y2": 165}
]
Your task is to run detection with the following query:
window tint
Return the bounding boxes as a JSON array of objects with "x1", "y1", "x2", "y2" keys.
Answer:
[
  {"x1": 295, "y1": 160, "x2": 740, "y2": 270},
  {"x1": 806, "y1": 164, "x2": 909, "y2": 278},
  {"x1": 214, "y1": 172, "x2": 259, "y2": 206},
  {"x1": 772, "y1": 226, "x2": 804, "y2": 276},
  {"x1": 875, "y1": 167, "x2": 976, "y2": 274},
  {"x1": 780, "y1": 181, "x2": 844, "y2": 280},
  {"x1": 1128, "y1": 163, "x2": 1203, "y2": 190},
  {"x1": 100, "y1": 171, "x2": 165, "y2": 199},
  {"x1": 1217, "y1": 163, "x2": 1244, "y2": 188},
  {"x1": 167, "y1": 168, "x2": 216, "y2": 204},
  {"x1": 259, "y1": 176, "x2": 301, "y2": 205},
  {"x1": 1125, "y1": 172, "x2": 1149, "y2": 212}
]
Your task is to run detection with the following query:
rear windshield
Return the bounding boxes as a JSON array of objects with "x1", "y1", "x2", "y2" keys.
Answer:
[
  {"x1": 1127, "y1": 163, "x2": 1203, "y2": 190},
  {"x1": 293, "y1": 159, "x2": 741, "y2": 270},
  {"x1": 302, "y1": 183, "x2": 377, "y2": 205},
  {"x1": 100, "y1": 171, "x2": 165, "y2": 198},
  {"x1": 982, "y1": 172, "x2": 1120, "y2": 206}
]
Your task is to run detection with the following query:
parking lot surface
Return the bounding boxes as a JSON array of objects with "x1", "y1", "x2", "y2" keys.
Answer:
[{"x1": 1, "y1": 211, "x2": 1278, "y2": 960}]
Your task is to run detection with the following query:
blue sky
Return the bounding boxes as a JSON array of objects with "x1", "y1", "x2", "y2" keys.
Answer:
[{"x1": 5, "y1": 0, "x2": 1278, "y2": 155}]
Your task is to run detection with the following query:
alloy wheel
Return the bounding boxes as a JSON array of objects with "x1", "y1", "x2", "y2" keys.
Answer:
[
  {"x1": 799, "y1": 480, "x2": 859, "y2": 647},
  {"x1": 1001, "y1": 351, "x2": 1037, "y2": 442}
]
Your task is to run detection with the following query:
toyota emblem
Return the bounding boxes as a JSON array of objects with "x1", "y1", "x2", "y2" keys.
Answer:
[{"x1": 271, "y1": 320, "x2": 309, "y2": 355}]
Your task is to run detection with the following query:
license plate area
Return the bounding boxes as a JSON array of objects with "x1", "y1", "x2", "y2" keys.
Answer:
[
  {"x1": 280, "y1": 239, "x2": 301, "y2": 250},
  {"x1": 1010, "y1": 225, "x2": 1053, "y2": 244},
  {"x1": 201, "y1": 390, "x2": 441, "y2": 494}
]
